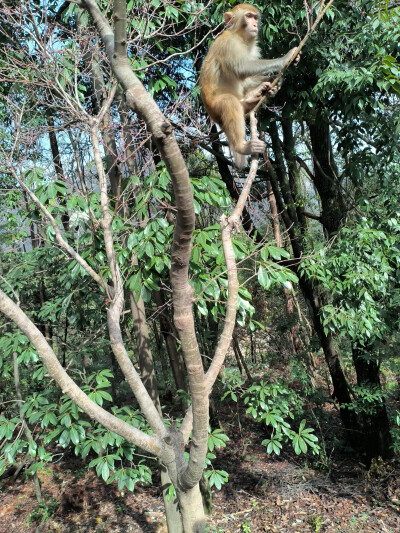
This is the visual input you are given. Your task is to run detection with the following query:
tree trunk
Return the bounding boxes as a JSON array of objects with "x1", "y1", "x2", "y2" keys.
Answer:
[
  {"x1": 266, "y1": 119, "x2": 358, "y2": 437},
  {"x1": 154, "y1": 290, "x2": 186, "y2": 392},
  {"x1": 352, "y1": 344, "x2": 393, "y2": 461},
  {"x1": 233, "y1": 333, "x2": 251, "y2": 380},
  {"x1": 298, "y1": 276, "x2": 358, "y2": 432},
  {"x1": 152, "y1": 320, "x2": 170, "y2": 387},
  {"x1": 128, "y1": 293, "x2": 183, "y2": 531},
  {"x1": 177, "y1": 484, "x2": 206, "y2": 533},
  {"x1": 265, "y1": 174, "x2": 310, "y2": 366},
  {"x1": 39, "y1": 280, "x2": 52, "y2": 346},
  {"x1": 129, "y1": 292, "x2": 160, "y2": 405},
  {"x1": 307, "y1": 118, "x2": 345, "y2": 237},
  {"x1": 160, "y1": 465, "x2": 184, "y2": 533},
  {"x1": 47, "y1": 114, "x2": 70, "y2": 231}
]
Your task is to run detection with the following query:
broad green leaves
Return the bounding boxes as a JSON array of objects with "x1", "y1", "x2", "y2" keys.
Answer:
[
  {"x1": 301, "y1": 206, "x2": 400, "y2": 345},
  {"x1": 203, "y1": 427, "x2": 229, "y2": 490},
  {"x1": 244, "y1": 381, "x2": 320, "y2": 456}
]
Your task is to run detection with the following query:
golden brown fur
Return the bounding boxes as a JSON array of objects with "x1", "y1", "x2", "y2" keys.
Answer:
[{"x1": 200, "y1": 4, "x2": 296, "y2": 167}]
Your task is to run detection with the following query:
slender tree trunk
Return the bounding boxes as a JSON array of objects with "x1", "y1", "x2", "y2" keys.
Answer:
[
  {"x1": 269, "y1": 121, "x2": 299, "y2": 226},
  {"x1": 60, "y1": 320, "x2": 68, "y2": 367},
  {"x1": 265, "y1": 175, "x2": 306, "y2": 362},
  {"x1": 39, "y1": 280, "x2": 52, "y2": 346},
  {"x1": 47, "y1": 114, "x2": 70, "y2": 231},
  {"x1": 129, "y1": 293, "x2": 160, "y2": 404},
  {"x1": 152, "y1": 320, "x2": 169, "y2": 387},
  {"x1": 266, "y1": 120, "x2": 358, "y2": 437},
  {"x1": 76, "y1": 9, "x2": 123, "y2": 199},
  {"x1": 23, "y1": 191, "x2": 41, "y2": 250},
  {"x1": 154, "y1": 291, "x2": 186, "y2": 392},
  {"x1": 307, "y1": 118, "x2": 345, "y2": 236},
  {"x1": 13, "y1": 352, "x2": 42, "y2": 503},
  {"x1": 298, "y1": 276, "x2": 358, "y2": 431},
  {"x1": 233, "y1": 333, "x2": 251, "y2": 380},
  {"x1": 128, "y1": 293, "x2": 183, "y2": 531},
  {"x1": 352, "y1": 344, "x2": 393, "y2": 460},
  {"x1": 90, "y1": 50, "x2": 122, "y2": 198}
]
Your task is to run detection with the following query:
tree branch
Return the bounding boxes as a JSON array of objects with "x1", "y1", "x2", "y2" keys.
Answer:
[
  {"x1": 252, "y1": 0, "x2": 336, "y2": 115},
  {"x1": 0, "y1": 288, "x2": 164, "y2": 458}
]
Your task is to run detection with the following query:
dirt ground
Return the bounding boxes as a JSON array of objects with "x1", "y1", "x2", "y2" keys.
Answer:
[{"x1": 1, "y1": 419, "x2": 399, "y2": 533}]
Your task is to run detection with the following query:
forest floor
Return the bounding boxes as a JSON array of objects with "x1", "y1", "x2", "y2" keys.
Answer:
[{"x1": 0, "y1": 410, "x2": 399, "y2": 533}]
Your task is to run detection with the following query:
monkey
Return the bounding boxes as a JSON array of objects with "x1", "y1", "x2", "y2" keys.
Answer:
[{"x1": 200, "y1": 3, "x2": 299, "y2": 168}]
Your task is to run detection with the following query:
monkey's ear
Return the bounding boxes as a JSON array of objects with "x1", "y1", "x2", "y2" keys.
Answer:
[{"x1": 223, "y1": 11, "x2": 234, "y2": 26}]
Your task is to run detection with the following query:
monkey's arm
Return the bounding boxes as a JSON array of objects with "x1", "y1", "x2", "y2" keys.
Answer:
[
  {"x1": 241, "y1": 80, "x2": 280, "y2": 114},
  {"x1": 226, "y1": 48, "x2": 297, "y2": 79}
]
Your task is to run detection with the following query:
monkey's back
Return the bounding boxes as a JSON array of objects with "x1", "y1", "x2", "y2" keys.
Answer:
[{"x1": 200, "y1": 30, "x2": 260, "y2": 123}]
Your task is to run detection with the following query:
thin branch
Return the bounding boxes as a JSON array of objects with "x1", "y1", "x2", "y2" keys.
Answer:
[
  {"x1": 252, "y1": 0, "x2": 336, "y2": 114},
  {"x1": 88, "y1": 87, "x2": 167, "y2": 438},
  {"x1": 13, "y1": 169, "x2": 111, "y2": 295},
  {"x1": 132, "y1": 28, "x2": 215, "y2": 71}
]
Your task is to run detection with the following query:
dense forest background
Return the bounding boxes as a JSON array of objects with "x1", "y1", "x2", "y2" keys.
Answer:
[{"x1": 0, "y1": 0, "x2": 400, "y2": 531}]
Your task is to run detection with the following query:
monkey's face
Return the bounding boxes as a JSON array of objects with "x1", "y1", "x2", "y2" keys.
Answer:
[{"x1": 242, "y1": 11, "x2": 259, "y2": 38}]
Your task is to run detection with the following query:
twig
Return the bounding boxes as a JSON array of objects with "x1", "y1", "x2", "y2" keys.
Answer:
[{"x1": 252, "y1": 0, "x2": 335, "y2": 115}]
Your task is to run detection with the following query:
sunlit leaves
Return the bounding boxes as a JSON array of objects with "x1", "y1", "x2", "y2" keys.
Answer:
[
  {"x1": 244, "y1": 381, "x2": 319, "y2": 456},
  {"x1": 300, "y1": 207, "x2": 400, "y2": 345},
  {"x1": 107, "y1": 462, "x2": 152, "y2": 491},
  {"x1": 207, "y1": 428, "x2": 229, "y2": 451},
  {"x1": 204, "y1": 468, "x2": 229, "y2": 490}
]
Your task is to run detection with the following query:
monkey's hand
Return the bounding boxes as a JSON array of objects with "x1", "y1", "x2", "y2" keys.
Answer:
[
  {"x1": 262, "y1": 81, "x2": 279, "y2": 97},
  {"x1": 293, "y1": 50, "x2": 301, "y2": 66},
  {"x1": 241, "y1": 81, "x2": 278, "y2": 113},
  {"x1": 286, "y1": 47, "x2": 301, "y2": 67}
]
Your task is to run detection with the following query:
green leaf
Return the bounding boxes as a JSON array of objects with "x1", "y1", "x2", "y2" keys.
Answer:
[
  {"x1": 258, "y1": 266, "x2": 271, "y2": 289},
  {"x1": 145, "y1": 241, "x2": 155, "y2": 258},
  {"x1": 28, "y1": 440, "x2": 37, "y2": 457}
]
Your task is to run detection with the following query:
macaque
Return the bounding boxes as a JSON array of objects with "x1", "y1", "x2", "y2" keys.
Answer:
[{"x1": 200, "y1": 3, "x2": 299, "y2": 168}]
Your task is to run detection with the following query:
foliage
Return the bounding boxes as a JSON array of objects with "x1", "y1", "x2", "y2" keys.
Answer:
[
  {"x1": 0, "y1": 364, "x2": 154, "y2": 490},
  {"x1": 244, "y1": 381, "x2": 320, "y2": 456},
  {"x1": 0, "y1": 317, "x2": 153, "y2": 491},
  {"x1": 300, "y1": 197, "x2": 400, "y2": 347},
  {"x1": 315, "y1": 1, "x2": 400, "y2": 102},
  {"x1": 220, "y1": 366, "x2": 247, "y2": 403},
  {"x1": 26, "y1": 498, "x2": 60, "y2": 528},
  {"x1": 220, "y1": 369, "x2": 320, "y2": 456},
  {"x1": 241, "y1": 520, "x2": 251, "y2": 532},
  {"x1": 204, "y1": 428, "x2": 229, "y2": 490},
  {"x1": 308, "y1": 515, "x2": 325, "y2": 532}
]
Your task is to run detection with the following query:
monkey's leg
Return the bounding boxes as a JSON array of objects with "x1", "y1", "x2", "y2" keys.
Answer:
[{"x1": 214, "y1": 94, "x2": 266, "y2": 167}]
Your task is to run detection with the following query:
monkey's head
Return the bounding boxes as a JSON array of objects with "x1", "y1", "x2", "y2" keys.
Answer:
[{"x1": 224, "y1": 3, "x2": 260, "y2": 39}]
